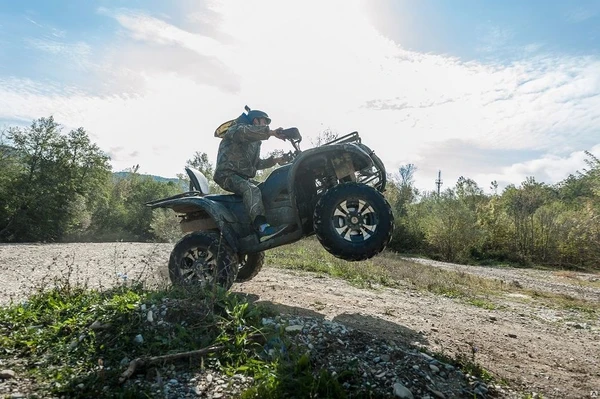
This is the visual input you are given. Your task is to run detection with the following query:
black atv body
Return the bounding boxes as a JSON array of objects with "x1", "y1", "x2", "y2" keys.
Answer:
[{"x1": 147, "y1": 129, "x2": 393, "y2": 290}]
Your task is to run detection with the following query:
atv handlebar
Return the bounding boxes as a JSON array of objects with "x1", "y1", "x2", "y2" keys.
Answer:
[
  {"x1": 278, "y1": 127, "x2": 302, "y2": 154},
  {"x1": 278, "y1": 127, "x2": 302, "y2": 141}
]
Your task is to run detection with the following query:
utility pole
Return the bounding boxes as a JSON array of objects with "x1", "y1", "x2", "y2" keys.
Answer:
[{"x1": 435, "y1": 170, "x2": 443, "y2": 196}]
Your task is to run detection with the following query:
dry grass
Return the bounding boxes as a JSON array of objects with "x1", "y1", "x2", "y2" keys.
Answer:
[{"x1": 267, "y1": 238, "x2": 600, "y2": 314}]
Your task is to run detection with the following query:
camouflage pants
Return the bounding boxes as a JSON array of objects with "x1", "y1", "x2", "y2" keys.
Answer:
[{"x1": 217, "y1": 174, "x2": 265, "y2": 224}]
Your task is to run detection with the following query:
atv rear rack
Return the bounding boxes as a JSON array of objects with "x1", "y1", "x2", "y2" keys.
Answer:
[{"x1": 145, "y1": 191, "x2": 203, "y2": 207}]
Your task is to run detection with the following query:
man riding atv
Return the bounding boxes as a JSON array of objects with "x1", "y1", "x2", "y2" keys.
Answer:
[
  {"x1": 213, "y1": 108, "x2": 289, "y2": 242},
  {"x1": 147, "y1": 104, "x2": 392, "y2": 290}
]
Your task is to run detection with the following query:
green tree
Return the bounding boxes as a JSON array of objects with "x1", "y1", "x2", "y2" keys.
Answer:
[
  {"x1": 179, "y1": 151, "x2": 224, "y2": 194},
  {"x1": 92, "y1": 167, "x2": 181, "y2": 241},
  {"x1": 0, "y1": 117, "x2": 111, "y2": 242},
  {"x1": 501, "y1": 177, "x2": 555, "y2": 262},
  {"x1": 388, "y1": 164, "x2": 424, "y2": 252},
  {"x1": 418, "y1": 189, "x2": 482, "y2": 262}
]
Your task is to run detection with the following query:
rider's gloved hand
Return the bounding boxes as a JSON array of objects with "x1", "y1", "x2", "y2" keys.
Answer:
[{"x1": 270, "y1": 127, "x2": 285, "y2": 139}]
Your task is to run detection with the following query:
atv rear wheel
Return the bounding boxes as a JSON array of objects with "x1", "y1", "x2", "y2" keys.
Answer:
[
  {"x1": 235, "y1": 252, "x2": 265, "y2": 282},
  {"x1": 313, "y1": 183, "x2": 393, "y2": 261},
  {"x1": 168, "y1": 231, "x2": 238, "y2": 290}
]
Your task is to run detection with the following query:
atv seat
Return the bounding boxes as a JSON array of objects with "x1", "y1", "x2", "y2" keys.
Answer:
[{"x1": 205, "y1": 194, "x2": 243, "y2": 203}]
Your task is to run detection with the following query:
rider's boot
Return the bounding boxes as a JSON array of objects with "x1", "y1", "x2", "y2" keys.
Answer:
[
  {"x1": 258, "y1": 224, "x2": 288, "y2": 242},
  {"x1": 254, "y1": 216, "x2": 288, "y2": 242}
]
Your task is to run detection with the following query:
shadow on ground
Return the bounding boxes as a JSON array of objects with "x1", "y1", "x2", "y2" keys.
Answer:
[{"x1": 236, "y1": 291, "x2": 429, "y2": 348}]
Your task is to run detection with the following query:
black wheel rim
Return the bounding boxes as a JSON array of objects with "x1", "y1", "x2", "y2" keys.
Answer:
[
  {"x1": 332, "y1": 199, "x2": 378, "y2": 242},
  {"x1": 179, "y1": 246, "x2": 217, "y2": 285}
]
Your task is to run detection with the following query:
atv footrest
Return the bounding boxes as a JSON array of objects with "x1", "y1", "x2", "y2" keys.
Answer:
[{"x1": 240, "y1": 234, "x2": 259, "y2": 248}]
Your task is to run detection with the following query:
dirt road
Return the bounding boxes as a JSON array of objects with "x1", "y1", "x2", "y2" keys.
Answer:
[{"x1": 1, "y1": 242, "x2": 598, "y2": 398}]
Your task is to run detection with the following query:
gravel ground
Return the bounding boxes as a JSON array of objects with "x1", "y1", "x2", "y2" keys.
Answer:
[{"x1": 1, "y1": 242, "x2": 599, "y2": 398}]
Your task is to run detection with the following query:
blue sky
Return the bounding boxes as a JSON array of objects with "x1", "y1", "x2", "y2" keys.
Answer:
[{"x1": 1, "y1": 0, "x2": 599, "y2": 192}]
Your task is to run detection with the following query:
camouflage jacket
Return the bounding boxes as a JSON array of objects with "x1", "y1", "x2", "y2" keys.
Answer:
[{"x1": 213, "y1": 123, "x2": 277, "y2": 184}]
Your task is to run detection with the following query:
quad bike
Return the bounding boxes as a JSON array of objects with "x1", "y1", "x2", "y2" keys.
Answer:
[{"x1": 146, "y1": 127, "x2": 394, "y2": 290}]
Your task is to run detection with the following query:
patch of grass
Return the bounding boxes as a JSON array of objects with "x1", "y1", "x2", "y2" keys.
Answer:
[
  {"x1": 0, "y1": 277, "x2": 345, "y2": 398},
  {"x1": 467, "y1": 298, "x2": 498, "y2": 310},
  {"x1": 268, "y1": 238, "x2": 600, "y2": 316},
  {"x1": 425, "y1": 343, "x2": 496, "y2": 385},
  {"x1": 523, "y1": 289, "x2": 599, "y2": 318},
  {"x1": 265, "y1": 239, "x2": 398, "y2": 289},
  {"x1": 521, "y1": 393, "x2": 545, "y2": 399},
  {"x1": 267, "y1": 239, "x2": 503, "y2": 298}
]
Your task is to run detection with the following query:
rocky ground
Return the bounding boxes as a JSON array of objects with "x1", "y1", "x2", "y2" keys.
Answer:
[{"x1": 0, "y1": 242, "x2": 599, "y2": 398}]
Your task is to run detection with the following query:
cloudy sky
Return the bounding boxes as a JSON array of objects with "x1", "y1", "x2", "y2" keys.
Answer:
[{"x1": 1, "y1": 0, "x2": 599, "y2": 193}]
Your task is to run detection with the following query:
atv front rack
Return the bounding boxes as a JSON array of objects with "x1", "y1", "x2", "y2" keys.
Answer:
[{"x1": 324, "y1": 131, "x2": 361, "y2": 146}]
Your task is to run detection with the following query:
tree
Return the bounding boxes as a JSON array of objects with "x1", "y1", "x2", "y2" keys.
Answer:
[
  {"x1": 419, "y1": 189, "x2": 481, "y2": 262},
  {"x1": 455, "y1": 176, "x2": 485, "y2": 212},
  {"x1": 388, "y1": 164, "x2": 423, "y2": 252},
  {"x1": 395, "y1": 164, "x2": 417, "y2": 217},
  {"x1": 501, "y1": 177, "x2": 555, "y2": 263},
  {"x1": 311, "y1": 129, "x2": 338, "y2": 147},
  {"x1": 179, "y1": 151, "x2": 225, "y2": 194},
  {"x1": 91, "y1": 167, "x2": 181, "y2": 241},
  {"x1": 0, "y1": 131, "x2": 22, "y2": 237},
  {"x1": 186, "y1": 151, "x2": 214, "y2": 178},
  {"x1": 0, "y1": 117, "x2": 111, "y2": 242}
]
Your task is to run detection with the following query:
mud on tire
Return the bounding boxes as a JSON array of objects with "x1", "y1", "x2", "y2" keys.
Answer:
[
  {"x1": 313, "y1": 182, "x2": 393, "y2": 261},
  {"x1": 168, "y1": 231, "x2": 238, "y2": 290},
  {"x1": 235, "y1": 252, "x2": 265, "y2": 283}
]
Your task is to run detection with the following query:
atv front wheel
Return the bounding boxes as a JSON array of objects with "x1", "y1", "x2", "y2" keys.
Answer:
[
  {"x1": 313, "y1": 183, "x2": 393, "y2": 261},
  {"x1": 235, "y1": 252, "x2": 265, "y2": 282},
  {"x1": 168, "y1": 231, "x2": 238, "y2": 290}
]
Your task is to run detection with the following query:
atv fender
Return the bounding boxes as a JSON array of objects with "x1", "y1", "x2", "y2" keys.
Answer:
[
  {"x1": 285, "y1": 144, "x2": 374, "y2": 230},
  {"x1": 147, "y1": 196, "x2": 240, "y2": 252},
  {"x1": 288, "y1": 144, "x2": 374, "y2": 188}
]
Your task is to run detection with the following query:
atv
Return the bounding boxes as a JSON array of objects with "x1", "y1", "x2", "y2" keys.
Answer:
[{"x1": 146, "y1": 128, "x2": 394, "y2": 290}]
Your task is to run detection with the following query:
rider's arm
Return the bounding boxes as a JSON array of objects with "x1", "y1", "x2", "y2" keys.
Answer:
[
  {"x1": 225, "y1": 124, "x2": 271, "y2": 142},
  {"x1": 257, "y1": 156, "x2": 277, "y2": 170}
]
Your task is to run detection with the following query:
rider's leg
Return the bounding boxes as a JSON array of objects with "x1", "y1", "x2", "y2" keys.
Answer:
[
  {"x1": 218, "y1": 174, "x2": 285, "y2": 241},
  {"x1": 218, "y1": 174, "x2": 265, "y2": 222}
]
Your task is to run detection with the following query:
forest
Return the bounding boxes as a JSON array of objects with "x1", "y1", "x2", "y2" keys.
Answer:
[{"x1": 1, "y1": 117, "x2": 598, "y2": 269}]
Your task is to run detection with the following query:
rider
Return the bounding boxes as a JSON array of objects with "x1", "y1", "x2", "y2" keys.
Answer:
[{"x1": 213, "y1": 109, "x2": 289, "y2": 242}]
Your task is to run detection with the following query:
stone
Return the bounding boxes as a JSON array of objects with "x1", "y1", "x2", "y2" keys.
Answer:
[
  {"x1": 429, "y1": 364, "x2": 440, "y2": 373},
  {"x1": 0, "y1": 370, "x2": 16, "y2": 379},
  {"x1": 285, "y1": 325, "x2": 303, "y2": 333},
  {"x1": 428, "y1": 386, "x2": 446, "y2": 399},
  {"x1": 393, "y1": 382, "x2": 414, "y2": 399}
]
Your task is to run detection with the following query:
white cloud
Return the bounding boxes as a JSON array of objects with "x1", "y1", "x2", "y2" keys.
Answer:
[
  {"x1": 1, "y1": 0, "x2": 599, "y2": 191},
  {"x1": 478, "y1": 145, "x2": 600, "y2": 190},
  {"x1": 25, "y1": 38, "x2": 92, "y2": 69},
  {"x1": 566, "y1": 6, "x2": 599, "y2": 23}
]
